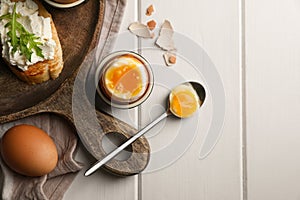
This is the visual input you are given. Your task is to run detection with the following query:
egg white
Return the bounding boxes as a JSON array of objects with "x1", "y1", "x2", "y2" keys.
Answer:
[{"x1": 104, "y1": 55, "x2": 149, "y2": 101}]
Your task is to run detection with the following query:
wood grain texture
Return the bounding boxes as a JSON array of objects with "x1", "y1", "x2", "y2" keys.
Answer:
[
  {"x1": 139, "y1": 0, "x2": 242, "y2": 199},
  {"x1": 0, "y1": 0, "x2": 150, "y2": 177},
  {"x1": 246, "y1": 0, "x2": 300, "y2": 199},
  {"x1": 0, "y1": 0, "x2": 101, "y2": 115},
  {"x1": 65, "y1": 1, "x2": 140, "y2": 199}
]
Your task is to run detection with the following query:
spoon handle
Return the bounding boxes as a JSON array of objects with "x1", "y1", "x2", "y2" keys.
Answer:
[{"x1": 84, "y1": 111, "x2": 169, "y2": 176}]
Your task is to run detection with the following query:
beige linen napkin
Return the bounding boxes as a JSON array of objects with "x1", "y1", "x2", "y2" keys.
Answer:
[
  {"x1": 0, "y1": 114, "x2": 83, "y2": 200},
  {"x1": 0, "y1": 0, "x2": 127, "y2": 199}
]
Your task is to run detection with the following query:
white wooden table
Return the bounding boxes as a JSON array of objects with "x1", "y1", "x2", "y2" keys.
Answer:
[{"x1": 19, "y1": 0, "x2": 300, "y2": 199}]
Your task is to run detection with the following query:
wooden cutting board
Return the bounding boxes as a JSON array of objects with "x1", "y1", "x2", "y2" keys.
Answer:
[{"x1": 0, "y1": 0, "x2": 150, "y2": 176}]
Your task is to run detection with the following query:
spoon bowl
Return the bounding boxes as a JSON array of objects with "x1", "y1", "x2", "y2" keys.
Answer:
[
  {"x1": 168, "y1": 82, "x2": 206, "y2": 118},
  {"x1": 190, "y1": 81, "x2": 206, "y2": 106},
  {"x1": 85, "y1": 81, "x2": 206, "y2": 176}
]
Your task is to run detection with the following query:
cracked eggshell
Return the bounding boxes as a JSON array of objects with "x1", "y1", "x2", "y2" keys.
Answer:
[
  {"x1": 128, "y1": 22, "x2": 154, "y2": 38},
  {"x1": 156, "y1": 20, "x2": 176, "y2": 51},
  {"x1": 147, "y1": 20, "x2": 157, "y2": 31},
  {"x1": 146, "y1": 4, "x2": 154, "y2": 16},
  {"x1": 163, "y1": 52, "x2": 177, "y2": 66}
]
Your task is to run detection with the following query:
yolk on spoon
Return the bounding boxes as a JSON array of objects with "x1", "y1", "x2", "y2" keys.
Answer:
[{"x1": 170, "y1": 85, "x2": 200, "y2": 118}]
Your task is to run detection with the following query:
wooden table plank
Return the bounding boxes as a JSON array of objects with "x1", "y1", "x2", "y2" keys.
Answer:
[
  {"x1": 0, "y1": 0, "x2": 245, "y2": 199},
  {"x1": 246, "y1": 0, "x2": 300, "y2": 199},
  {"x1": 139, "y1": 0, "x2": 242, "y2": 199}
]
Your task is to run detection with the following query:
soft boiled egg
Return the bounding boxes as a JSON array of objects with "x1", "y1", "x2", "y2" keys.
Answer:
[
  {"x1": 169, "y1": 83, "x2": 201, "y2": 118},
  {"x1": 1, "y1": 124, "x2": 58, "y2": 177},
  {"x1": 102, "y1": 54, "x2": 149, "y2": 103}
]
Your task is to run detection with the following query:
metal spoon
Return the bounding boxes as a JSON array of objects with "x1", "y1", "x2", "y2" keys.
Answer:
[{"x1": 84, "y1": 82, "x2": 206, "y2": 176}]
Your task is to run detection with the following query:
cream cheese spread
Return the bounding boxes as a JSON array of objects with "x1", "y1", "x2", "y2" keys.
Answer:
[{"x1": 0, "y1": 0, "x2": 56, "y2": 71}]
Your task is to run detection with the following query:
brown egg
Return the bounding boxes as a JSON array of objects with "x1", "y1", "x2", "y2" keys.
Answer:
[{"x1": 1, "y1": 124, "x2": 58, "y2": 177}]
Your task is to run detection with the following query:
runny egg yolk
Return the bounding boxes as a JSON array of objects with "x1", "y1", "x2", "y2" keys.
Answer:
[
  {"x1": 170, "y1": 85, "x2": 200, "y2": 118},
  {"x1": 105, "y1": 60, "x2": 143, "y2": 98}
]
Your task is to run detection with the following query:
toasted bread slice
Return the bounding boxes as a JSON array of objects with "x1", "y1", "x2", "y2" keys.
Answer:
[{"x1": 3, "y1": 0, "x2": 63, "y2": 84}]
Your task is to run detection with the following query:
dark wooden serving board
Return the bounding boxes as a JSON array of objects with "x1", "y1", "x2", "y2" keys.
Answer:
[{"x1": 0, "y1": 0, "x2": 150, "y2": 176}]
